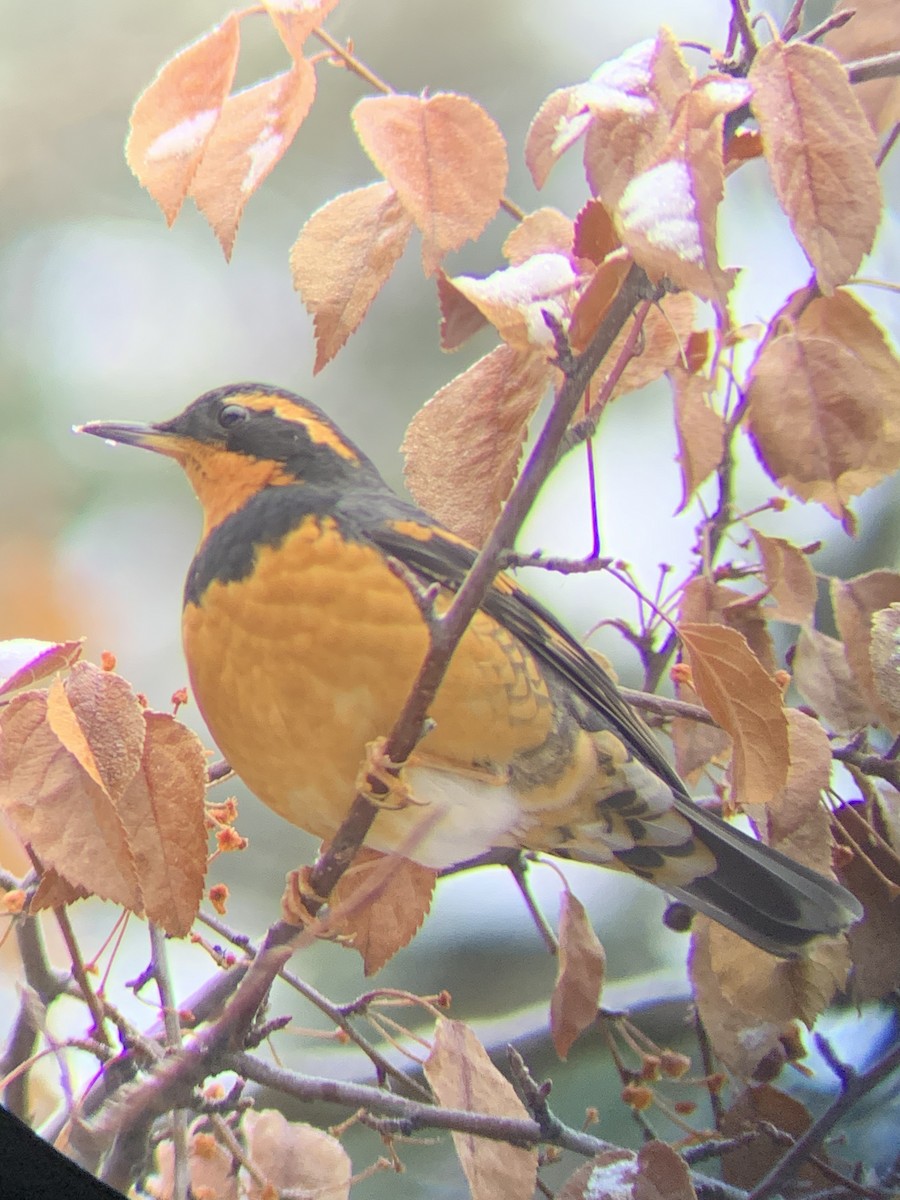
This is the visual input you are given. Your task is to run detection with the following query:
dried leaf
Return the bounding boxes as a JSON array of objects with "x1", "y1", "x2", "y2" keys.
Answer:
[
  {"x1": 745, "y1": 291, "x2": 900, "y2": 527},
  {"x1": 569, "y1": 257, "x2": 631, "y2": 354},
  {"x1": 791, "y1": 627, "x2": 875, "y2": 734},
  {"x1": 749, "y1": 40, "x2": 880, "y2": 292},
  {"x1": 424, "y1": 1019, "x2": 538, "y2": 1200},
  {"x1": 448, "y1": 253, "x2": 579, "y2": 351},
  {"x1": 826, "y1": 0, "x2": 900, "y2": 135},
  {"x1": 870, "y1": 604, "x2": 900, "y2": 723},
  {"x1": 503, "y1": 207, "x2": 573, "y2": 265},
  {"x1": 680, "y1": 577, "x2": 775, "y2": 676},
  {"x1": 54, "y1": 663, "x2": 146, "y2": 804},
  {"x1": 587, "y1": 292, "x2": 695, "y2": 404},
  {"x1": 633, "y1": 1141, "x2": 697, "y2": 1200},
  {"x1": 670, "y1": 366, "x2": 725, "y2": 511},
  {"x1": 126, "y1": 15, "x2": 241, "y2": 223},
  {"x1": 834, "y1": 802, "x2": 900, "y2": 1002},
  {"x1": 721, "y1": 1086, "x2": 821, "y2": 1190},
  {"x1": 154, "y1": 1133, "x2": 238, "y2": 1200},
  {"x1": 678, "y1": 622, "x2": 788, "y2": 808},
  {"x1": 403, "y1": 345, "x2": 553, "y2": 545},
  {"x1": 327, "y1": 848, "x2": 436, "y2": 974},
  {"x1": 751, "y1": 532, "x2": 817, "y2": 626},
  {"x1": 550, "y1": 889, "x2": 605, "y2": 1059},
  {"x1": 557, "y1": 1150, "x2": 637, "y2": 1200},
  {"x1": 581, "y1": 31, "x2": 694, "y2": 207},
  {"x1": 0, "y1": 639, "x2": 83, "y2": 698},
  {"x1": 436, "y1": 271, "x2": 488, "y2": 351},
  {"x1": 291, "y1": 182, "x2": 413, "y2": 372},
  {"x1": 832, "y1": 571, "x2": 900, "y2": 732},
  {"x1": 525, "y1": 86, "x2": 579, "y2": 189},
  {"x1": 572, "y1": 199, "x2": 619, "y2": 264},
  {"x1": 118, "y1": 712, "x2": 208, "y2": 938},
  {"x1": 243, "y1": 1109, "x2": 350, "y2": 1200},
  {"x1": 191, "y1": 59, "x2": 317, "y2": 259},
  {"x1": 0, "y1": 692, "x2": 141, "y2": 911},
  {"x1": 353, "y1": 92, "x2": 507, "y2": 274},
  {"x1": 762, "y1": 710, "x2": 833, "y2": 877},
  {"x1": 672, "y1": 677, "x2": 731, "y2": 783}
]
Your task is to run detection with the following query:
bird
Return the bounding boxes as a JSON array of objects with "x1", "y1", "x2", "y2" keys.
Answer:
[{"x1": 79, "y1": 383, "x2": 862, "y2": 957}]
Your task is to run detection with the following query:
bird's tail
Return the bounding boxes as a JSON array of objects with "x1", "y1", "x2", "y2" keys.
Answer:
[{"x1": 666, "y1": 797, "x2": 863, "y2": 957}]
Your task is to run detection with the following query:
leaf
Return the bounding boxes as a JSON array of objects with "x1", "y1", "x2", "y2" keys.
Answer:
[
  {"x1": 745, "y1": 291, "x2": 900, "y2": 527},
  {"x1": 749, "y1": 40, "x2": 881, "y2": 293},
  {"x1": 751, "y1": 532, "x2": 817, "y2": 626},
  {"x1": 242, "y1": 1109, "x2": 350, "y2": 1200},
  {"x1": 326, "y1": 848, "x2": 436, "y2": 974},
  {"x1": 670, "y1": 366, "x2": 725, "y2": 511},
  {"x1": 580, "y1": 31, "x2": 693, "y2": 207},
  {"x1": 832, "y1": 571, "x2": 900, "y2": 732},
  {"x1": 721, "y1": 1086, "x2": 821, "y2": 1190},
  {"x1": 791, "y1": 627, "x2": 874, "y2": 735},
  {"x1": 524, "y1": 86, "x2": 579, "y2": 189},
  {"x1": 0, "y1": 691, "x2": 142, "y2": 911},
  {"x1": 0, "y1": 639, "x2": 83, "y2": 698},
  {"x1": 572, "y1": 199, "x2": 619, "y2": 264},
  {"x1": 569, "y1": 257, "x2": 631, "y2": 355},
  {"x1": 550, "y1": 889, "x2": 605, "y2": 1059},
  {"x1": 154, "y1": 1133, "x2": 239, "y2": 1200},
  {"x1": 672, "y1": 677, "x2": 731, "y2": 783},
  {"x1": 52, "y1": 663, "x2": 146, "y2": 804},
  {"x1": 448, "y1": 253, "x2": 579, "y2": 351},
  {"x1": 586, "y1": 292, "x2": 695, "y2": 404},
  {"x1": 761, "y1": 710, "x2": 833, "y2": 877},
  {"x1": 678, "y1": 622, "x2": 788, "y2": 808},
  {"x1": 424, "y1": 1019, "x2": 538, "y2": 1200},
  {"x1": 826, "y1": 0, "x2": 900, "y2": 135},
  {"x1": 291, "y1": 182, "x2": 413, "y2": 372},
  {"x1": 403, "y1": 345, "x2": 553, "y2": 545},
  {"x1": 633, "y1": 1141, "x2": 697, "y2": 1200},
  {"x1": 190, "y1": 59, "x2": 317, "y2": 259},
  {"x1": 436, "y1": 271, "x2": 488, "y2": 351},
  {"x1": 557, "y1": 1150, "x2": 637, "y2": 1200},
  {"x1": 680, "y1": 576, "x2": 775, "y2": 677},
  {"x1": 353, "y1": 92, "x2": 508, "y2": 275},
  {"x1": 117, "y1": 712, "x2": 208, "y2": 938},
  {"x1": 126, "y1": 15, "x2": 241, "y2": 223},
  {"x1": 870, "y1": 604, "x2": 900, "y2": 723},
  {"x1": 503, "y1": 207, "x2": 573, "y2": 265}
]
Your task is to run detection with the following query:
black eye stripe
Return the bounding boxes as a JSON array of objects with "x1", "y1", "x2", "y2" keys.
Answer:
[{"x1": 218, "y1": 404, "x2": 250, "y2": 429}]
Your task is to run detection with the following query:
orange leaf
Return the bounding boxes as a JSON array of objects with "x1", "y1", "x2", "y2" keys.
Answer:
[
  {"x1": 749, "y1": 40, "x2": 880, "y2": 293},
  {"x1": 633, "y1": 1141, "x2": 698, "y2": 1200},
  {"x1": 524, "y1": 86, "x2": 580, "y2": 189},
  {"x1": 242, "y1": 1110, "x2": 350, "y2": 1200},
  {"x1": 791, "y1": 627, "x2": 875, "y2": 735},
  {"x1": 751, "y1": 531, "x2": 817, "y2": 626},
  {"x1": 436, "y1": 271, "x2": 488, "y2": 351},
  {"x1": 721, "y1": 1086, "x2": 821, "y2": 1190},
  {"x1": 569, "y1": 256, "x2": 631, "y2": 354},
  {"x1": 424, "y1": 1019, "x2": 537, "y2": 1200},
  {"x1": 402, "y1": 345, "x2": 553, "y2": 545},
  {"x1": 832, "y1": 571, "x2": 900, "y2": 732},
  {"x1": 670, "y1": 366, "x2": 725, "y2": 511},
  {"x1": 678, "y1": 622, "x2": 788, "y2": 808},
  {"x1": 745, "y1": 291, "x2": 900, "y2": 527},
  {"x1": 449, "y1": 253, "x2": 579, "y2": 351},
  {"x1": 118, "y1": 711, "x2": 208, "y2": 938},
  {"x1": 55, "y1": 662, "x2": 146, "y2": 805},
  {"x1": 0, "y1": 691, "x2": 141, "y2": 911},
  {"x1": 502, "y1": 207, "x2": 573, "y2": 265},
  {"x1": 291, "y1": 182, "x2": 413, "y2": 372},
  {"x1": 126, "y1": 15, "x2": 241, "y2": 223},
  {"x1": 326, "y1": 848, "x2": 436, "y2": 975},
  {"x1": 572, "y1": 198, "x2": 619, "y2": 264},
  {"x1": 353, "y1": 92, "x2": 507, "y2": 275},
  {"x1": 0, "y1": 638, "x2": 83, "y2": 699},
  {"x1": 550, "y1": 889, "x2": 605, "y2": 1059},
  {"x1": 585, "y1": 292, "x2": 695, "y2": 404},
  {"x1": 190, "y1": 59, "x2": 317, "y2": 259}
]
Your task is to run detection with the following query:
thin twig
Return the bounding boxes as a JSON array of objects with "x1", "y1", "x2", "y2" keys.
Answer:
[
  {"x1": 506, "y1": 856, "x2": 558, "y2": 956},
  {"x1": 847, "y1": 50, "x2": 900, "y2": 85},
  {"x1": 149, "y1": 924, "x2": 188, "y2": 1200}
]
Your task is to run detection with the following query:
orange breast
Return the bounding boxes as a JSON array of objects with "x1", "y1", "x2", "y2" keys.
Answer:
[{"x1": 181, "y1": 517, "x2": 556, "y2": 846}]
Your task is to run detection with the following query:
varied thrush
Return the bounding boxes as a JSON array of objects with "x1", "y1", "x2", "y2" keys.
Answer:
[{"x1": 80, "y1": 384, "x2": 861, "y2": 956}]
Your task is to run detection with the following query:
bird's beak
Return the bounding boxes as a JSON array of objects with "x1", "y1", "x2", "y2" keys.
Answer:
[{"x1": 76, "y1": 420, "x2": 186, "y2": 461}]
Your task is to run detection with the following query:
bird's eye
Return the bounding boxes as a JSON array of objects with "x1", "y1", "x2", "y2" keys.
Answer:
[{"x1": 218, "y1": 404, "x2": 250, "y2": 429}]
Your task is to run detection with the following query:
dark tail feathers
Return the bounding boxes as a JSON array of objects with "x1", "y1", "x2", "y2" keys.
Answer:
[{"x1": 668, "y1": 798, "x2": 863, "y2": 957}]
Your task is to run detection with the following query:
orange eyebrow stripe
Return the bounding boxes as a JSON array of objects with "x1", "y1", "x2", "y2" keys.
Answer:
[{"x1": 238, "y1": 391, "x2": 360, "y2": 463}]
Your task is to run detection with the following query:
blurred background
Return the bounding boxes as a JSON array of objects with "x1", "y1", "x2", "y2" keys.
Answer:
[{"x1": 2, "y1": 0, "x2": 898, "y2": 1194}]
